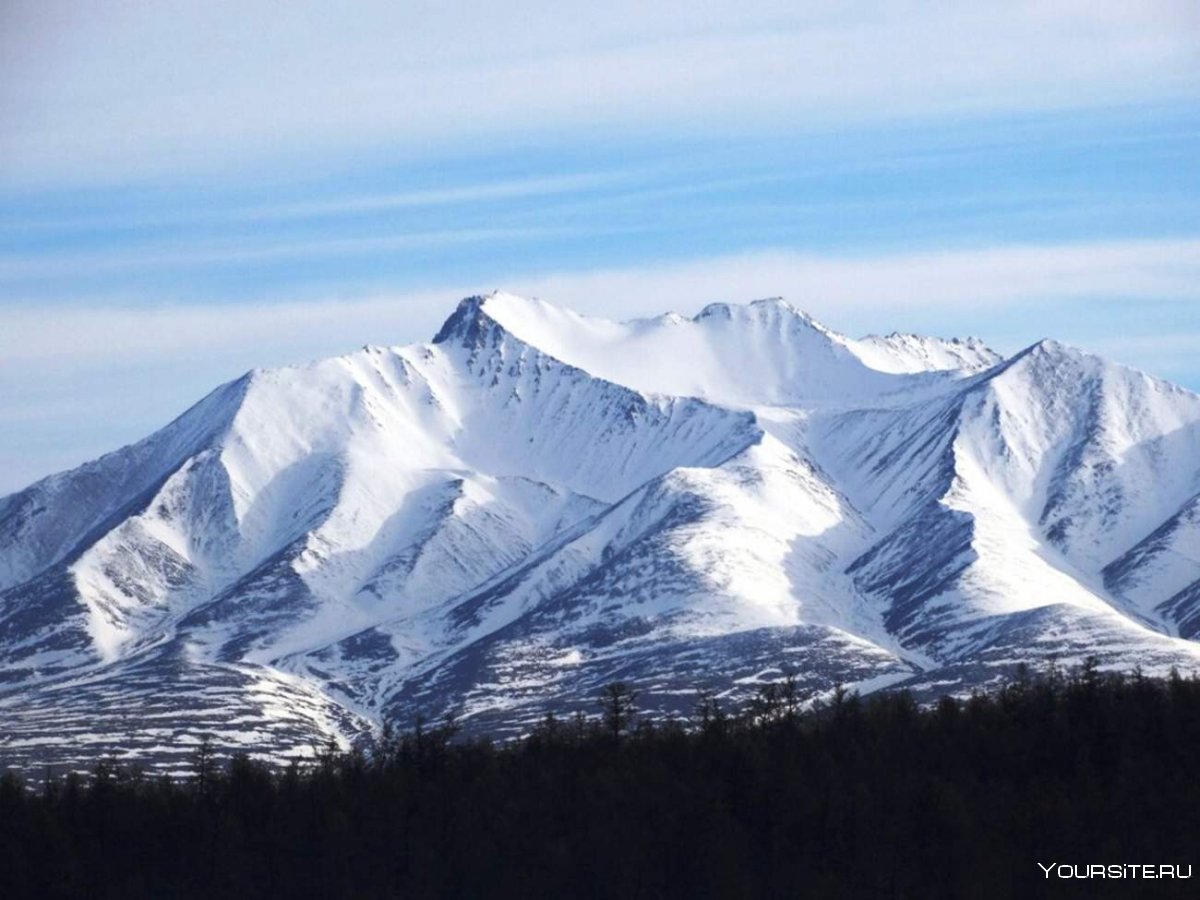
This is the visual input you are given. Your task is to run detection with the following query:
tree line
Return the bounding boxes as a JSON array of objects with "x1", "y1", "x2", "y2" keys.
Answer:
[{"x1": 3, "y1": 661, "x2": 1200, "y2": 899}]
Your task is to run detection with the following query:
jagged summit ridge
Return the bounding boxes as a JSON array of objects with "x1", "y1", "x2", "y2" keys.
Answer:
[
  {"x1": 467, "y1": 291, "x2": 1001, "y2": 408},
  {"x1": 1, "y1": 292, "x2": 1198, "y2": 772}
]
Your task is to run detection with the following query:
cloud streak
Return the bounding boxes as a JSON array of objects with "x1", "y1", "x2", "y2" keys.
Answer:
[
  {"x1": 3, "y1": 237, "x2": 1197, "y2": 369},
  {"x1": 0, "y1": 171, "x2": 634, "y2": 232},
  {"x1": 508, "y1": 239, "x2": 1200, "y2": 318},
  {"x1": 3, "y1": 1, "x2": 1197, "y2": 184},
  {"x1": 0, "y1": 225, "x2": 603, "y2": 279}
]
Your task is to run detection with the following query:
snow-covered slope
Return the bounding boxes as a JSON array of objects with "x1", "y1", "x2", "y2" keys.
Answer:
[
  {"x1": 479, "y1": 294, "x2": 999, "y2": 408},
  {"x1": 2, "y1": 291, "x2": 1199, "y2": 771}
]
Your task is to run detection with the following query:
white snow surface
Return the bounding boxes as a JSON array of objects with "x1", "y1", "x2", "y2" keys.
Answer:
[
  {"x1": 2, "y1": 290, "x2": 1199, "y2": 769},
  {"x1": 480, "y1": 293, "x2": 1000, "y2": 408}
]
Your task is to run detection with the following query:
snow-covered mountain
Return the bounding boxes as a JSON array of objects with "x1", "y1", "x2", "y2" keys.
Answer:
[{"x1": 3, "y1": 292, "x2": 1199, "y2": 772}]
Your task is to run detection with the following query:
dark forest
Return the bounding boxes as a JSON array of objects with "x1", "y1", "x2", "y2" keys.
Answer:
[{"x1": 3, "y1": 663, "x2": 1199, "y2": 899}]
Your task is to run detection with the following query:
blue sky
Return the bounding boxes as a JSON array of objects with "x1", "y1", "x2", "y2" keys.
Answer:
[{"x1": 2, "y1": 1, "x2": 1199, "y2": 494}]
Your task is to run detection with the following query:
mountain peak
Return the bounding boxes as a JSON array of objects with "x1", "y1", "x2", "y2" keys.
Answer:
[
  {"x1": 1025, "y1": 337, "x2": 1067, "y2": 357},
  {"x1": 423, "y1": 292, "x2": 1004, "y2": 406},
  {"x1": 695, "y1": 296, "x2": 826, "y2": 330},
  {"x1": 431, "y1": 294, "x2": 491, "y2": 346},
  {"x1": 5, "y1": 291, "x2": 1199, "y2": 774},
  {"x1": 998, "y1": 337, "x2": 1100, "y2": 381}
]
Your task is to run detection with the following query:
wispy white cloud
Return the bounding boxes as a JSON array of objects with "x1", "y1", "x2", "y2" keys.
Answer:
[
  {"x1": 506, "y1": 239, "x2": 1200, "y2": 320},
  {"x1": 0, "y1": 290, "x2": 452, "y2": 371},
  {"x1": 0, "y1": 171, "x2": 635, "y2": 232},
  {"x1": 3, "y1": 236, "x2": 1197, "y2": 369},
  {"x1": 3, "y1": 1, "x2": 1197, "y2": 184},
  {"x1": 0, "y1": 225, "x2": 602, "y2": 278}
]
